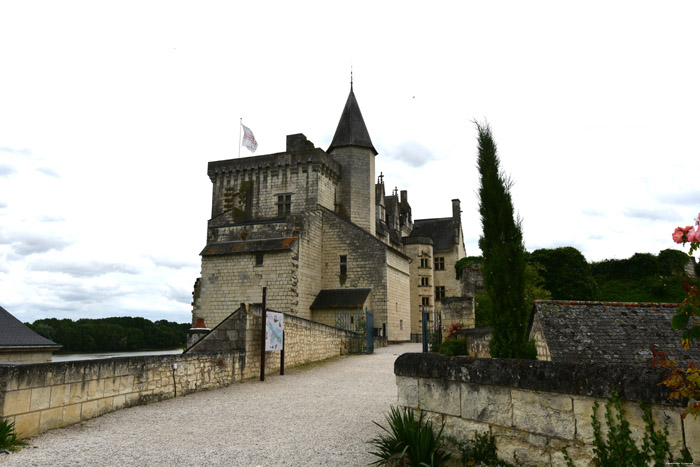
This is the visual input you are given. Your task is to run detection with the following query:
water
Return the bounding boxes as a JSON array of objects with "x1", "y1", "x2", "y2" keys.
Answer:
[{"x1": 52, "y1": 349, "x2": 183, "y2": 362}]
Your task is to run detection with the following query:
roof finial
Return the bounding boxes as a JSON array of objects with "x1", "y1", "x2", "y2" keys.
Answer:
[{"x1": 350, "y1": 65, "x2": 353, "y2": 91}]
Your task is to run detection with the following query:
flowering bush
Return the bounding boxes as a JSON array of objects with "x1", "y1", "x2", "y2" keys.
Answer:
[
  {"x1": 660, "y1": 212, "x2": 700, "y2": 418},
  {"x1": 446, "y1": 322, "x2": 461, "y2": 339}
]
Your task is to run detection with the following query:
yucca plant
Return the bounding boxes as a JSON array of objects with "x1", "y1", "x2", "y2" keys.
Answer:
[
  {"x1": 369, "y1": 406, "x2": 451, "y2": 467},
  {"x1": 0, "y1": 418, "x2": 22, "y2": 451}
]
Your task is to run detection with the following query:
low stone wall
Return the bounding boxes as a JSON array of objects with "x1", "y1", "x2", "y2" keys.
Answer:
[
  {"x1": 463, "y1": 327, "x2": 491, "y2": 358},
  {"x1": 0, "y1": 351, "x2": 241, "y2": 438},
  {"x1": 395, "y1": 353, "x2": 700, "y2": 465},
  {"x1": 1, "y1": 303, "x2": 359, "y2": 439}
]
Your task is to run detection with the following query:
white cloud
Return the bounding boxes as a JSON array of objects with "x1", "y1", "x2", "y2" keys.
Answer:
[{"x1": 28, "y1": 259, "x2": 141, "y2": 277}]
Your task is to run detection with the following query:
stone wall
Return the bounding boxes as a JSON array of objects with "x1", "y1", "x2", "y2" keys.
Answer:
[
  {"x1": 463, "y1": 327, "x2": 491, "y2": 358},
  {"x1": 395, "y1": 353, "x2": 700, "y2": 465},
  {"x1": 1, "y1": 303, "x2": 356, "y2": 440},
  {"x1": 439, "y1": 297, "x2": 474, "y2": 334},
  {"x1": 0, "y1": 352, "x2": 241, "y2": 438},
  {"x1": 0, "y1": 350, "x2": 55, "y2": 364}
]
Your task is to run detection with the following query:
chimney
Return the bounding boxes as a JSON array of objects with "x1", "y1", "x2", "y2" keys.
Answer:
[
  {"x1": 452, "y1": 199, "x2": 461, "y2": 224},
  {"x1": 400, "y1": 190, "x2": 408, "y2": 205}
]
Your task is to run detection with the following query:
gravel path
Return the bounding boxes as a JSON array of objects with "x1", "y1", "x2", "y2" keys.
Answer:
[{"x1": 1, "y1": 343, "x2": 421, "y2": 467}]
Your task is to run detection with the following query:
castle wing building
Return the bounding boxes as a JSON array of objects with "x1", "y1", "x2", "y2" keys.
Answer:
[{"x1": 192, "y1": 86, "x2": 465, "y2": 342}]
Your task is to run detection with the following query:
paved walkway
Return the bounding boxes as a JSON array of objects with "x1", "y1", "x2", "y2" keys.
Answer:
[{"x1": 0, "y1": 343, "x2": 422, "y2": 467}]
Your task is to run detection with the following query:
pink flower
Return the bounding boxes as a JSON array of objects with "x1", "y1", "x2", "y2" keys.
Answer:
[
  {"x1": 689, "y1": 227, "x2": 698, "y2": 243},
  {"x1": 673, "y1": 226, "x2": 694, "y2": 244},
  {"x1": 696, "y1": 212, "x2": 700, "y2": 226}
]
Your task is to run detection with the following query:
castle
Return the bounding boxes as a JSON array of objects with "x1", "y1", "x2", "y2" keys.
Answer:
[{"x1": 191, "y1": 85, "x2": 465, "y2": 342}]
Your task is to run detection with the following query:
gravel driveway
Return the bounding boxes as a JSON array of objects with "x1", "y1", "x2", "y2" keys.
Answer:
[{"x1": 1, "y1": 343, "x2": 421, "y2": 467}]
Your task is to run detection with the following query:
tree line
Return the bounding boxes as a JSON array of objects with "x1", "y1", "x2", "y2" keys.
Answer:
[{"x1": 26, "y1": 316, "x2": 189, "y2": 353}]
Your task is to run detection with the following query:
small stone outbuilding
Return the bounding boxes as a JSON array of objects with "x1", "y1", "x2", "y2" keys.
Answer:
[{"x1": 0, "y1": 305, "x2": 61, "y2": 363}]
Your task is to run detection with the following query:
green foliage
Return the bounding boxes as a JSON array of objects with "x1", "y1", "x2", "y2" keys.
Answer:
[
  {"x1": 562, "y1": 390, "x2": 692, "y2": 466},
  {"x1": 438, "y1": 338, "x2": 468, "y2": 356},
  {"x1": 455, "y1": 256, "x2": 482, "y2": 280},
  {"x1": 456, "y1": 429, "x2": 515, "y2": 467},
  {"x1": 0, "y1": 418, "x2": 25, "y2": 451},
  {"x1": 524, "y1": 262, "x2": 551, "y2": 312},
  {"x1": 475, "y1": 122, "x2": 534, "y2": 360},
  {"x1": 28, "y1": 317, "x2": 189, "y2": 353},
  {"x1": 369, "y1": 407, "x2": 451, "y2": 467},
  {"x1": 591, "y1": 249, "x2": 699, "y2": 303},
  {"x1": 473, "y1": 292, "x2": 492, "y2": 328},
  {"x1": 529, "y1": 247, "x2": 597, "y2": 300}
]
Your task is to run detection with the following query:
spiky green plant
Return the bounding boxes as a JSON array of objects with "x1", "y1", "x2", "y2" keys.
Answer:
[
  {"x1": 0, "y1": 418, "x2": 24, "y2": 451},
  {"x1": 368, "y1": 406, "x2": 451, "y2": 467}
]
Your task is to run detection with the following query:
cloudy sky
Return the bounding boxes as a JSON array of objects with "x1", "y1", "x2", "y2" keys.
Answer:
[{"x1": 1, "y1": 1, "x2": 699, "y2": 324}]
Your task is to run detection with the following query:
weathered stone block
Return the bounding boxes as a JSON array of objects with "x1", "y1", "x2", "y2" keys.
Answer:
[
  {"x1": 396, "y1": 375, "x2": 418, "y2": 408},
  {"x1": 13, "y1": 412, "x2": 40, "y2": 437},
  {"x1": 50, "y1": 383, "x2": 69, "y2": 408},
  {"x1": 81, "y1": 400, "x2": 100, "y2": 419},
  {"x1": 419, "y1": 378, "x2": 460, "y2": 416},
  {"x1": 39, "y1": 406, "x2": 63, "y2": 432},
  {"x1": 512, "y1": 389, "x2": 574, "y2": 439},
  {"x1": 3, "y1": 389, "x2": 31, "y2": 416},
  {"x1": 30, "y1": 386, "x2": 51, "y2": 411},
  {"x1": 574, "y1": 397, "x2": 646, "y2": 445},
  {"x1": 112, "y1": 395, "x2": 126, "y2": 411},
  {"x1": 461, "y1": 382, "x2": 511, "y2": 426},
  {"x1": 63, "y1": 404, "x2": 81, "y2": 425},
  {"x1": 441, "y1": 414, "x2": 489, "y2": 443},
  {"x1": 683, "y1": 413, "x2": 700, "y2": 460}
]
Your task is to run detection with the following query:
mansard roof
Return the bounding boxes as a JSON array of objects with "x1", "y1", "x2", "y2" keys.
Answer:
[
  {"x1": 0, "y1": 305, "x2": 61, "y2": 350},
  {"x1": 531, "y1": 300, "x2": 700, "y2": 366},
  {"x1": 409, "y1": 218, "x2": 455, "y2": 252},
  {"x1": 310, "y1": 288, "x2": 371, "y2": 309},
  {"x1": 327, "y1": 87, "x2": 377, "y2": 156}
]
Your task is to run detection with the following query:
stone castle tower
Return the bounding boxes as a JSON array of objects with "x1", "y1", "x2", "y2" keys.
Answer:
[{"x1": 192, "y1": 85, "x2": 465, "y2": 342}]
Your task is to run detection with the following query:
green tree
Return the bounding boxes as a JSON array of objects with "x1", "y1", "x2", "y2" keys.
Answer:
[
  {"x1": 529, "y1": 247, "x2": 597, "y2": 300},
  {"x1": 475, "y1": 122, "x2": 535, "y2": 359}
]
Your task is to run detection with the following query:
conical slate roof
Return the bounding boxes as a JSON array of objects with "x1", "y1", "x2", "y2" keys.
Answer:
[
  {"x1": 327, "y1": 86, "x2": 377, "y2": 155},
  {"x1": 0, "y1": 305, "x2": 61, "y2": 349}
]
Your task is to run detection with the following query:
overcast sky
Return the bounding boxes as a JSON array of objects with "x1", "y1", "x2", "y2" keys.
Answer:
[{"x1": 1, "y1": 1, "x2": 699, "y2": 324}]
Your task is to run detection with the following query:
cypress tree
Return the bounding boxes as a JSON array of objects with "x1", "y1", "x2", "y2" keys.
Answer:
[{"x1": 476, "y1": 122, "x2": 535, "y2": 359}]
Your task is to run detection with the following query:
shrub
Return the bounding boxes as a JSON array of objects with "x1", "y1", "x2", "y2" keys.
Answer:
[
  {"x1": 0, "y1": 418, "x2": 25, "y2": 451},
  {"x1": 369, "y1": 406, "x2": 451, "y2": 467},
  {"x1": 562, "y1": 390, "x2": 692, "y2": 466}
]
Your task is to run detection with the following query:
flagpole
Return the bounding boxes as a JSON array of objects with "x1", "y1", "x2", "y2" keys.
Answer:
[{"x1": 238, "y1": 118, "x2": 242, "y2": 158}]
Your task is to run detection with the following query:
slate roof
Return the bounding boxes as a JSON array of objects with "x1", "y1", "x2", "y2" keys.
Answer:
[
  {"x1": 310, "y1": 289, "x2": 371, "y2": 309},
  {"x1": 200, "y1": 237, "x2": 296, "y2": 256},
  {"x1": 531, "y1": 300, "x2": 700, "y2": 366},
  {"x1": 327, "y1": 87, "x2": 377, "y2": 155},
  {"x1": 409, "y1": 218, "x2": 454, "y2": 252},
  {"x1": 0, "y1": 305, "x2": 61, "y2": 349}
]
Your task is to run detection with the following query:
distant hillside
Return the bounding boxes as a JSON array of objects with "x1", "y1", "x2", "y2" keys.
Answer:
[{"x1": 27, "y1": 316, "x2": 189, "y2": 353}]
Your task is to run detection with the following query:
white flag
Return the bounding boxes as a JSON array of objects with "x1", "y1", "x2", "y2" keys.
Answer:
[{"x1": 241, "y1": 124, "x2": 258, "y2": 153}]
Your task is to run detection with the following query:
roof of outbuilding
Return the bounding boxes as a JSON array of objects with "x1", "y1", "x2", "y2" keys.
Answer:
[
  {"x1": 409, "y1": 218, "x2": 454, "y2": 252},
  {"x1": 531, "y1": 300, "x2": 700, "y2": 366},
  {"x1": 310, "y1": 288, "x2": 372, "y2": 309},
  {"x1": 0, "y1": 305, "x2": 61, "y2": 349},
  {"x1": 327, "y1": 87, "x2": 377, "y2": 155}
]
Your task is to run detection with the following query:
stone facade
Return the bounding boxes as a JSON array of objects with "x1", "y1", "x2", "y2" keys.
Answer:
[
  {"x1": 192, "y1": 86, "x2": 465, "y2": 343},
  {"x1": 395, "y1": 352, "x2": 699, "y2": 465}
]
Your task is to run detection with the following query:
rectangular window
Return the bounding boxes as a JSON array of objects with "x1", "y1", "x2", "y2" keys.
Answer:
[
  {"x1": 277, "y1": 194, "x2": 292, "y2": 217},
  {"x1": 435, "y1": 286, "x2": 445, "y2": 301},
  {"x1": 421, "y1": 296, "x2": 430, "y2": 307},
  {"x1": 434, "y1": 257, "x2": 445, "y2": 271},
  {"x1": 339, "y1": 255, "x2": 347, "y2": 276},
  {"x1": 420, "y1": 258, "x2": 430, "y2": 268},
  {"x1": 255, "y1": 253, "x2": 264, "y2": 266},
  {"x1": 420, "y1": 277, "x2": 430, "y2": 287}
]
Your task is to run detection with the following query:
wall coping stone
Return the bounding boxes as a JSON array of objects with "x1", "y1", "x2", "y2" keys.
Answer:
[{"x1": 394, "y1": 353, "x2": 681, "y2": 405}]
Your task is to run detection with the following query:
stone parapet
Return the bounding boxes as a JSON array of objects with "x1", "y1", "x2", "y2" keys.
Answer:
[{"x1": 394, "y1": 353, "x2": 699, "y2": 465}]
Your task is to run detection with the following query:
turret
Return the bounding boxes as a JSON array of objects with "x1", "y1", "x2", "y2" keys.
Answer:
[{"x1": 327, "y1": 84, "x2": 377, "y2": 235}]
